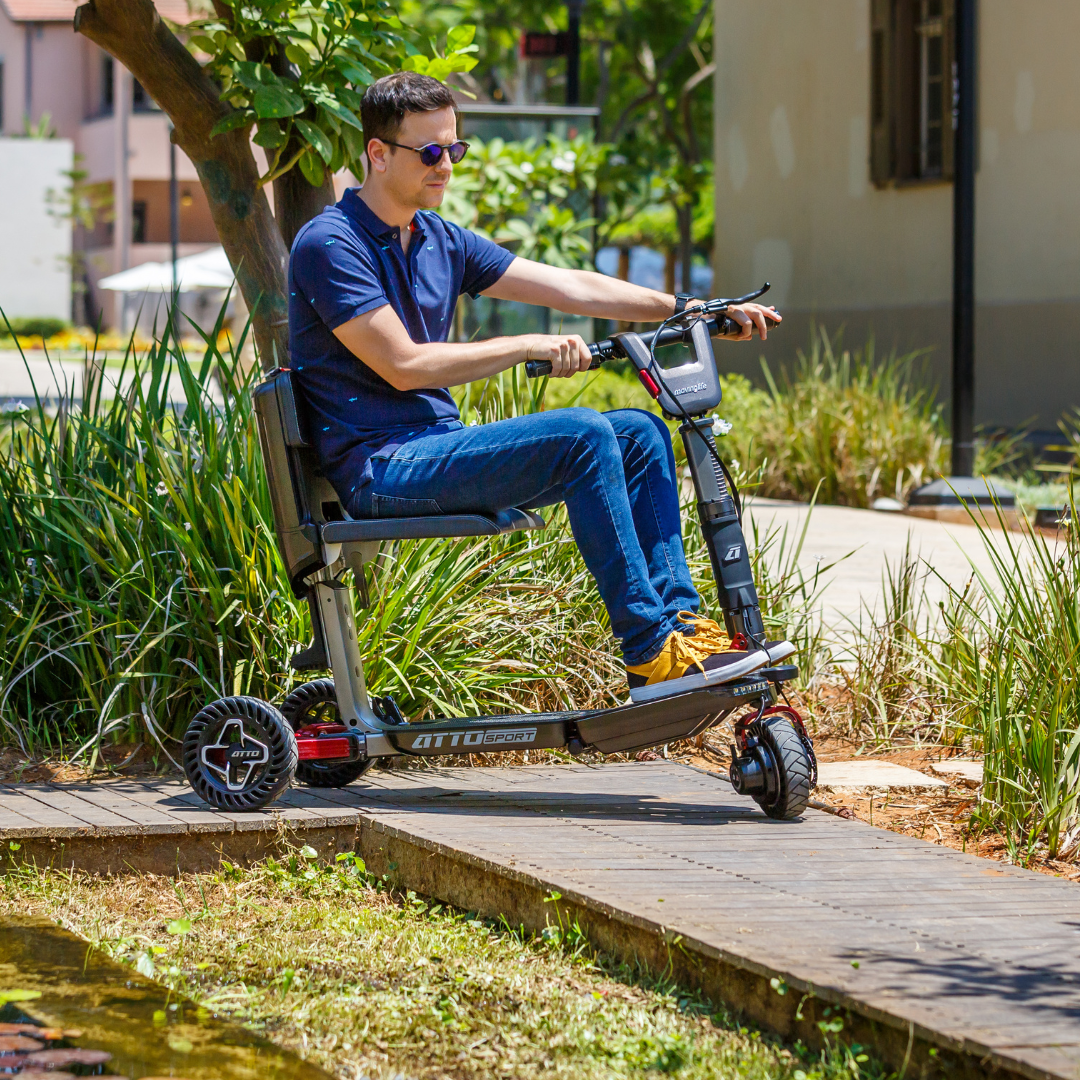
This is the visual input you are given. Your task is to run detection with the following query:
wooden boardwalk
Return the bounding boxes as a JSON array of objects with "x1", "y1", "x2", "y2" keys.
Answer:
[{"x1": 3, "y1": 762, "x2": 1079, "y2": 1080}]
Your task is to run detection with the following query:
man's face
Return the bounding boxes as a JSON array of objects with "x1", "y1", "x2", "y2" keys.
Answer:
[{"x1": 369, "y1": 106, "x2": 458, "y2": 209}]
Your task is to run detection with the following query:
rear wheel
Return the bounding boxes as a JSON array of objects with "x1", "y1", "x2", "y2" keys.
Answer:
[
  {"x1": 183, "y1": 696, "x2": 297, "y2": 811},
  {"x1": 280, "y1": 679, "x2": 374, "y2": 788}
]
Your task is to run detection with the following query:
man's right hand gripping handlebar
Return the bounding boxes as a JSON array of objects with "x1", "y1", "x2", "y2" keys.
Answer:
[{"x1": 523, "y1": 333, "x2": 595, "y2": 379}]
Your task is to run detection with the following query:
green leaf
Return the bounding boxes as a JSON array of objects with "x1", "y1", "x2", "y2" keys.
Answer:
[
  {"x1": 224, "y1": 35, "x2": 246, "y2": 62},
  {"x1": 188, "y1": 34, "x2": 219, "y2": 53},
  {"x1": 166, "y1": 917, "x2": 192, "y2": 936},
  {"x1": 234, "y1": 61, "x2": 272, "y2": 92},
  {"x1": 253, "y1": 121, "x2": 287, "y2": 148},
  {"x1": 210, "y1": 109, "x2": 255, "y2": 137},
  {"x1": 135, "y1": 952, "x2": 156, "y2": 978},
  {"x1": 314, "y1": 95, "x2": 362, "y2": 131},
  {"x1": 285, "y1": 43, "x2": 310, "y2": 69},
  {"x1": 0, "y1": 989, "x2": 42, "y2": 1007},
  {"x1": 446, "y1": 25, "x2": 476, "y2": 52},
  {"x1": 253, "y1": 85, "x2": 304, "y2": 119},
  {"x1": 334, "y1": 55, "x2": 373, "y2": 86},
  {"x1": 400, "y1": 54, "x2": 430, "y2": 74},
  {"x1": 299, "y1": 149, "x2": 325, "y2": 187},
  {"x1": 299, "y1": 844, "x2": 319, "y2": 860},
  {"x1": 424, "y1": 57, "x2": 453, "y2": 81}
]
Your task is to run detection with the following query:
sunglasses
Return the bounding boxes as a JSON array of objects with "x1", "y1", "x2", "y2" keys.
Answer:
[{"x1": 383, "y1": 140, "x2": 470, "y2": 166}]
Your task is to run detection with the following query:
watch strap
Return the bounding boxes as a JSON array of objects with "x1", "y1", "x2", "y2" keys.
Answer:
[{"x1": 674, "y1": 293, "x2": 695, "y2": 314}]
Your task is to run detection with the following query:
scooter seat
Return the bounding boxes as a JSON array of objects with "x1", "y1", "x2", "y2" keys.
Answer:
[{"x1": 321, "y1": 507, "x2": 545, "y2": 543}]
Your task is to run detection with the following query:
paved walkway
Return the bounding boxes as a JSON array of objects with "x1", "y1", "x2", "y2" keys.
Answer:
[
  {"x1": 745, "y1": 497, "x2": 1007, "y2": 626},
  {"x1": 3, "y1": 763, "x2": 1078, "y2": 1080},
  {"x1": 0, "y1": 350, "x2": 222, "y2": 407}
]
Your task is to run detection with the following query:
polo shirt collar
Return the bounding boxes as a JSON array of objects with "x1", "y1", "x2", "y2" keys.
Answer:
[{"x1": 340, "y1": 187, "x2": 424, "y2": 242}]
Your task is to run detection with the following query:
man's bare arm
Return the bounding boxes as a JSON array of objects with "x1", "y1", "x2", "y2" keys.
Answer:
[
  {"x1": 483, "y1": 257, "x2": 781, "y2": 339},
  {"x1": 332, "y1": 303, "x2": 591, "y2": 389}
]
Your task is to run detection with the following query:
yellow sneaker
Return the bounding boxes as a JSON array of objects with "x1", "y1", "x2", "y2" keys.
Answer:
[
  {"x1": 625, "y1": 620, "x2": 768, "y2": 703},
  {"x1": 677, "y1": 611, "x2": 797, "y2": 665}
]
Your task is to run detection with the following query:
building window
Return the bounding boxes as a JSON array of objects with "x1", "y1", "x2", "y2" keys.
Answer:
[
  {"x1": 132, "y1": 200, "x2": 148, "y2": 244},
  {"x1": 870, "y1": 0, "x2": 957, "y2": 186},
  {"x1": 102, "y1": 55, "x2": 113, "y2": 114}
]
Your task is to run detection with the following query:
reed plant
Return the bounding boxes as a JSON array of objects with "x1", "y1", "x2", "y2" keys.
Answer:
[
  {"x1": 0, "y1": 313, "x2": 816, "y2": 759},
  {"x1": 922, "y1": 502, "x2": 1080, "y2": 861}
]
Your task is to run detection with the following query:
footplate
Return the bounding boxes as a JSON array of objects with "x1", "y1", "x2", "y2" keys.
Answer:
[
  {"x1": 384, "y1": 712, "x2": 579, "y2": 757},
  {"x1": 577, "y1": 676, "x2": 772, "y2": 754}
]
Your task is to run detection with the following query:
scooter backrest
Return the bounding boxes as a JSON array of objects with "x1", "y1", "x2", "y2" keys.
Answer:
[{"x1": 252, "y1": 368, "x2": 339, "y2": 595}]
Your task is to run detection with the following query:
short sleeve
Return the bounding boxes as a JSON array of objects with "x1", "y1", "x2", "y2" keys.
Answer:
[
  {"x1": 290, "y1": 219, "x2": 389, "y2": 330},
  {"x1": 455, "y1": 224, "x2": 516, "y2": 299}
]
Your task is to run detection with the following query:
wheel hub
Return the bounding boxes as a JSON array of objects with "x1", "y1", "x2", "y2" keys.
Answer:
[
  {"x1": 201, "y1": 718, "x2": 270, "y2": 792},
  {"x1": 729, "y1": 738, "x2": 779, "y2": 801}
]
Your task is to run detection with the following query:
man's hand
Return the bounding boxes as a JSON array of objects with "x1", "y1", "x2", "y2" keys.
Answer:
[
  {"x1": 525, "y1": 333, "x2": 592, "y2": 378},
  {"x1": 722, "y1": 303, "x2": 782, "y2": 341}
]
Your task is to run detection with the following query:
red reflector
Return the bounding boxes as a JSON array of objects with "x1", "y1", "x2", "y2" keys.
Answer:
[
  {"x1": 296, "y1": 735, "x2": 354, "y2": 761},
  {"x1": 638, "y1": 370, "x2": 661, "y2": 398}
]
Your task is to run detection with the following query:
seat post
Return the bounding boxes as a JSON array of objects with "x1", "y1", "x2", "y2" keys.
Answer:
[{"x1": 313, "y1": 579, "x2": 380, "y2": 729}]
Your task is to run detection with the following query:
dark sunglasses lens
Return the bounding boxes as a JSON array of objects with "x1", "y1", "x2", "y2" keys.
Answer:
[
  {"x1": 419, "y1": 144, "x2": 443, "y2": 166},
  {"x1": 447, "y1": 141, "x2": 469, "y2": 164}
]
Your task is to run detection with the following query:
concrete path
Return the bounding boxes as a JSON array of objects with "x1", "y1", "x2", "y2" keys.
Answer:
[
  {"x1": 0, "y1": 350, "x2": 222, "y2": 407},
  {"x1": 3, "y1": 763, "x2": 1079, "y2": 1080},
  {"x1": 745, "y1": 497, "x2": 1008, "y2": 627}
]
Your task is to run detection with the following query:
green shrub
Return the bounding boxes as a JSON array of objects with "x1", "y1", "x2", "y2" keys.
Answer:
[{"x1": 5, "y1": 316, "x2": 69, "y2": 339}]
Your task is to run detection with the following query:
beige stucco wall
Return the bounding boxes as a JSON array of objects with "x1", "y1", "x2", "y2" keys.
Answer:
[{"x1": 713, "y1": 0, "x2": 1080, "y2": 429}]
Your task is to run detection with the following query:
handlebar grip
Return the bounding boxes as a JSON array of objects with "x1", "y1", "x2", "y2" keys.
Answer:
[{"x1": 525, "y1": 342, "x2": 603, "y2": 379}]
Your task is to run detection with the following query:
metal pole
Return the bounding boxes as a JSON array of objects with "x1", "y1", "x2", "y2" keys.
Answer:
[
  {"x1": 113, "y1": 63, "x2": 131, "y2": 332},
  {"x1": 951, "y1": 0, "x2": 977, "y2": 477},
  {"x1": 169, "y1": 125, "x2": 179, "y2": 296},
  {"x1": 565, "y1": 0, "x2": 582, "y2": 106}
]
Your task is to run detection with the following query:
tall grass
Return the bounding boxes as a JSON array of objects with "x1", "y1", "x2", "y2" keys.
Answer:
[
  {"x1": 925, "y1": 503, "x2": 1080, "y2": 861},
  {"x1": 735, "y1": 329, "x2": 946, "y2": 507},
  {"x1": 0, "y1": 313, "x2": 815, "y2": 758}
]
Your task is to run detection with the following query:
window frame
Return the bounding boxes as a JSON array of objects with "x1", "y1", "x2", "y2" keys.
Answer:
[{"x1": 870, "y1": 0, "x2": 957, "y2": 188}]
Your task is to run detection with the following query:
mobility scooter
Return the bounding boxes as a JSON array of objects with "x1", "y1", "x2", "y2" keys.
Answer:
[{"x1": 182, "y1": 286, "x2": 817, "y2": 818}]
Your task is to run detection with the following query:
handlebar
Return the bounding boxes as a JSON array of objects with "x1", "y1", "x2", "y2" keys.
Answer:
[
  {"x1": 524, "y1": 316, "x2": 740, "y2": 379},
  {"x1": 523, "y1": 285, "x2": 777, "y2": 379}
]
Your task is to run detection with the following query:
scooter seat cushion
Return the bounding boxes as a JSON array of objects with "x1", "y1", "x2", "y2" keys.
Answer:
[{"x1": 321, "y1": 507, "x2": 545, "y2": 542}]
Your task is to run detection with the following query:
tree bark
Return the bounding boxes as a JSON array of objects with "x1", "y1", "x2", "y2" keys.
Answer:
[
  {"x1": 273, "y1": 139, "x2": 336, "y2": 251},
  {"x1": 74, "y1": 0, "x2": 290, "y2": 370}
]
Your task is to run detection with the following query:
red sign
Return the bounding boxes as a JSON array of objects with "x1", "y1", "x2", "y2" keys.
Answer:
[{"x1": 521, "y1": 31, "x2": 569, "y2": 58}]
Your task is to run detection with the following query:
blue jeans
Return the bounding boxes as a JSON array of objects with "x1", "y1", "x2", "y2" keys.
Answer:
[{"x1": 348, "y1": 407, "x2": 700, "y2": 665}]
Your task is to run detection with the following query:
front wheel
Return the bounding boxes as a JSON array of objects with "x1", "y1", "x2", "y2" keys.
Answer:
[
  {"x1": 280, "y1": 679, "x2": 374, "y2": 788},
  {"x1": 729, "y1": 716, "x2": 812, "y2": 820},
  {"x1": 183, "y1": 696, "x2": 297, "y2": 811}
]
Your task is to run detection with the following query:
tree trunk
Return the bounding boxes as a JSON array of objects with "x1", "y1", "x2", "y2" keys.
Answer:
[
  {"x1": 273, "y1": 138, "x2": 336, "y2": 252},
  {"x1": 74, "y1": 0, "x2": 289, "y2": 370}
]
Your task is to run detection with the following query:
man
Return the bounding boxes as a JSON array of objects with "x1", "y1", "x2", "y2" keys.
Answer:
[{"x1": 289, "y1": 72, "x2": 784, "y2": 703}]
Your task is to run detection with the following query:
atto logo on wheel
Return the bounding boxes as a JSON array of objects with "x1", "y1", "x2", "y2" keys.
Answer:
[
  {"x1": 200, "y1": 718, "x2": 270, "y2": 791},
  {"x1": 410, "y1": 727, "x2": 538, "y2": 750}
]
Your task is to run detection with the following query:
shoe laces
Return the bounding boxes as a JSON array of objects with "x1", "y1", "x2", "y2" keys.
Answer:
[{"x1": 676, "y1": 611, "x2": 740, "y2": 653}]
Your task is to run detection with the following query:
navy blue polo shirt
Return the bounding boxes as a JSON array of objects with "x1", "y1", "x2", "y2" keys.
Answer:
[{"x1": 288, "y1": 188, "x2": 515, "y2": 507}]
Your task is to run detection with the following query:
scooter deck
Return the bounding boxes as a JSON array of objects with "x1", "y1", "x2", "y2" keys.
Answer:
[{"x1": 380, "y1": 669, "x2": 793, "y2": 758}]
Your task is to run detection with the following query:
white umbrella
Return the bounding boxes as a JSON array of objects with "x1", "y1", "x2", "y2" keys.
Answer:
[{"x1": 98, "y1": 245, "x2": 234, "y2": 292}]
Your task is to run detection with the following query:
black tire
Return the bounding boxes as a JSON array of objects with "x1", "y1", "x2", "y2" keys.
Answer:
[
  {"x1": 280, "y1": 679, "x2": 374, "y2": 788},
  {"x1": 183, "y1": 696, "x2": 297, "y2": 811},
  {"x1": 746, "y1": 716, "x2": 811, "y2": 820}
]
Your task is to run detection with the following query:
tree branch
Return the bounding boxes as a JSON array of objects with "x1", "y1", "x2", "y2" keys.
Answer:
[{"x1": 74, "y1": 0, "x2": 289, "y2": 369}]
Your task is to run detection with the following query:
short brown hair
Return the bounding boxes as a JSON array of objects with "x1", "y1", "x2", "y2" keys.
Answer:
[{"x1": 360, "y1": 72, "x2": 457, "y2": 151}]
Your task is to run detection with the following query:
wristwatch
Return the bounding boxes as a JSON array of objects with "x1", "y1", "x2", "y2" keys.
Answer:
[{"x1": 674, "y1": 293, "x2": 695, "y2": 314}]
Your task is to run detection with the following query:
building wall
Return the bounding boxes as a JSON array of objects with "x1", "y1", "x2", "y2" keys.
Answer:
[
  {"x1": 0, "y1": 137, "x2": 72, "y2": 319},
  {"x1": 712, "y1": 0, "x2": 1080, "y2": 429}
]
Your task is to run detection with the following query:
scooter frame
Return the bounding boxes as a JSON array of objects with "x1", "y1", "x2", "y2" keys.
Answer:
[{"x1": 184, "y1": 289, "x2": 816, "y2": 815}]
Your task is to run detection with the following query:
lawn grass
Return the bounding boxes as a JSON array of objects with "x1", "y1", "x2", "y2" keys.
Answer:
[{"x1": 0, "y1": 854, "x2": 881, "y2": 1080}]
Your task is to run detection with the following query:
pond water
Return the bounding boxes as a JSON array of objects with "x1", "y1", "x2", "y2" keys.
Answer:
[{"x1": 0, "y1": 916, "x2": 330, "y2": 1079}]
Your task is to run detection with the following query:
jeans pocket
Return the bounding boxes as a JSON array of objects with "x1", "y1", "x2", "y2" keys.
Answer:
[{"x1": 370, "y1": 492, "x2": 444, "y2": 518}]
